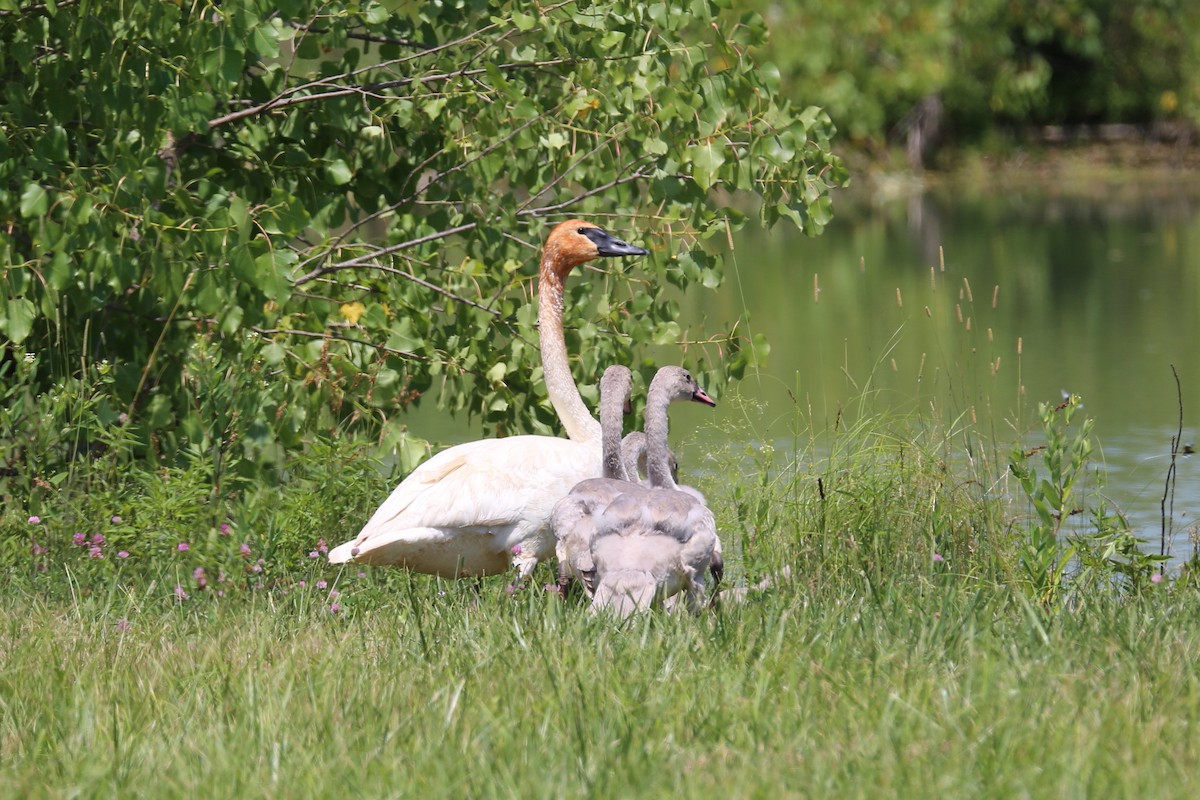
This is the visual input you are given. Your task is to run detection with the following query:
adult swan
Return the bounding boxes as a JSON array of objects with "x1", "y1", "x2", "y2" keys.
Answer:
[{"x1": 327, "y1": 221, "x2": 649, "y2": 580}]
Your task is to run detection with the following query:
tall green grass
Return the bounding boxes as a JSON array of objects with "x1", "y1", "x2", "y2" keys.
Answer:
[{"x1": 3, "y1": 563, "x2": 1199, "y2": 798}]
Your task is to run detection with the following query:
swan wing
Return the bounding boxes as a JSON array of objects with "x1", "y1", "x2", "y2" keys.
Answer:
[
  {"x1": 328, "y1": 435, "x2": 600, "y2": 571},
  {"x1": 552, "y1": 477, "x2": 638, "y2": 594}
]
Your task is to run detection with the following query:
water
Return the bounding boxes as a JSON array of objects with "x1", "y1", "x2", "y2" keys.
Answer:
[
  {"x1": 683, "y1": 177, "x2": 1200, "y2": 562},
  {"x1": 402, "y1": 177, "x2": 1200, "y2": 562}
]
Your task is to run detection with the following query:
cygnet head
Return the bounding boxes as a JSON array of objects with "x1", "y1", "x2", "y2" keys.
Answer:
[
  {"x1": 648, "y1": 366, "x2": 716, "y2": 408},
  {"x1": 599, "y1": 365, "x2": 634, "y2": 416}
]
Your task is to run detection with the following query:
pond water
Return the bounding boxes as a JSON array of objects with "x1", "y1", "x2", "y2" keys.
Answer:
[
  {"x1": 682, "y1": 175, "x2": 1200, "y2": 564},
  {"x1": 401, "y1": 176, "x2": 1200, "y2": 564}
]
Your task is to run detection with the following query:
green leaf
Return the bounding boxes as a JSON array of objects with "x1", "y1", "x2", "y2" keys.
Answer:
[
  {"x1": 687, "y1": 142, "x2": 725, "y2": 191},
  {"x1": 19, "y1": 184, "x2": 49, "y2": 218},
  {"x1": 1, "y1": 298, "x2": 37, "y2": 343},
  {"x1": 325, "y1": 159, "x2": 353, "y2": 186}
]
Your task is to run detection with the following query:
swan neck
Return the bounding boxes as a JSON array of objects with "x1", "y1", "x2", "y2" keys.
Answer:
[
  {"x1": 644, "y1": 385, "x2": 677, "y2": 490},
  {"x1": 539, "y1": 263, "x2": 601, "y2": 444},
  {"x1": 600, "y1": 387, "x2": 628, "y2": 480}
]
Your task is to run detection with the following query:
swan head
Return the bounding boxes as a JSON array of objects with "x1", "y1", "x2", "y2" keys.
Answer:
[
  {"x1": 541, "y1": 220, "x2": 649, "y2": 280},
  {"x1": 600, "y1": 365, "x2": 634, "y2": 415},
  {"x1": 649, "y1": 365, "x2": 717, "y2": 408}
]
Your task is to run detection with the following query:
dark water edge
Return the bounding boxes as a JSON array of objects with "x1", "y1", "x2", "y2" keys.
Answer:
[{"x1": 681, "y1": 174, "x2": 1200, "y2": 565}]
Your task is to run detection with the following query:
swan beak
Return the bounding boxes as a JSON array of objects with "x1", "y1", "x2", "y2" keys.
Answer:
[
  {"x1": 581, "y1": 227, "x2": 650, "y2": 258},
  {"x1": 692, "y1": 387, "x2": 717, "y2": 407}
]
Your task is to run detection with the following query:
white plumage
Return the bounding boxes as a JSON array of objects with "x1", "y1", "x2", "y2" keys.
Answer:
[{"x1": 327, "y1": 221, "x2": 649, "y2": 579}]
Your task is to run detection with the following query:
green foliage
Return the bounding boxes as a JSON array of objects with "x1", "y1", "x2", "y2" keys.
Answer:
[
  {"x1": 1010, "y1": 394, "x2": 1165, "y2": 606},
  {"x1": 746, "y1": 0, "x2": 1200, "y2": 150},
  {"x1": 0, "y1": 0, "x2": 845, "y2": 486}
]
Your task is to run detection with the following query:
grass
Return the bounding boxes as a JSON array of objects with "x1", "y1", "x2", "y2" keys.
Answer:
[
  {"x1": 2, "y1": 567, "x2": 1199, "y2": 798},
  {"x1": 3, "y1": 405, "x2": 1200, "y2": 799}
]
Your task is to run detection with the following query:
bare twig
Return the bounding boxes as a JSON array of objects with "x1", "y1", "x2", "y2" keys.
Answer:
[
  {"x1": 293, "y1": 222, "x2": 478, "y2": 284},
  {"x1": 206, "y1": 57, "x2": 592, "y2": 130},
  {"x1": 247, "y1": 327, "x2": 427, "y2": 361}
]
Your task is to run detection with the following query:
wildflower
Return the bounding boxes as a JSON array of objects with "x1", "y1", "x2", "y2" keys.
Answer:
[
  {"x1": 177, "y1": 542, "x2": 189, "y2": 552},
  {"x1": 309, "y1": 550, "x2": 320, "y2": 559},
  {"x1": 31, "y1": 542, "x2": 48, "y2": 557},
  {"x1": 253, "y1": 582, "x2": 264, "y2": 590},
  {"x1": 252, "y1": 564, "x2": 262, "y2": 573},
  {"x1": 117, "y1": 551, "x2": 129, "y2": 559},
  {"x1": 932, "y1": 553, "x2": 945, "y2": 562},
  {"x1": 357, "y1": 572, "x2": 366, "y2": 579},
  {"x1": 111, "y1": 515, "x2": 122, "y2": 524},
  {"x1": 316, "y1": 580, "x2": 328, "y2": 590},
  {"x1": 239, "y1": 543, "x2": 251, "y2": 557},
  {"x1": 89, "y1": 546, "x2": 103, "y2": 559},
  {"x1": 28, "y1": 515, "x2": 41, "y2": 525},
  {"x1": 117, "y1": 619, "x2": 131, "y2": 633},
  {"x1": 91, "y1": 533, "x2": 105, "y2": 547},
  {"x1": 329, "y1": 589, "x2": 340, "y2": 599},
  {"x1": 219, "y1": 523, "x2": 231, "y2": 536},
  {"x1": 350, "y1": 547, "x2": 360, "y2": 557},
  {"x1": 193, "y1": 567, "x2": 208, "y2": 590},
  {"x1": 174, "y1": 584, "x2": 189, "y2": 602},
  {"x1": 297, "y1": 581, "x2": 307, "y2": 588},
  {"x1": 1151, "y1": 572, "x2": 1164, "y2": 584},
  {"x1": 329, "y1": 603, "x2": 341, "y2": 614},
  {"x1": 317, "y1": 539, "x2": 328, "y2": 554},
  {"x1": 72, "y1": 532, "x2": 86, "y2": 547}
]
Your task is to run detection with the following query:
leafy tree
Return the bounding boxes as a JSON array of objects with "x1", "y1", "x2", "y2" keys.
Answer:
[
  {"x1": 0, "y1": 0, "x2": 844, "y2": 485},
  {"x1": 746, "y1": 0, "x2": 1200, "y2": 156}
]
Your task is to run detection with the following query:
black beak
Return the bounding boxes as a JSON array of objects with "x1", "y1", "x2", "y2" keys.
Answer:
[{"x1": 580, "y1": 226, "x2": 650, "y2": 257}]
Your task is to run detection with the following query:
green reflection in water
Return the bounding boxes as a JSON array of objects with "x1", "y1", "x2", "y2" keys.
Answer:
[{"x1": 682, "y1": 179, "x2": 1200, "y2": 557}]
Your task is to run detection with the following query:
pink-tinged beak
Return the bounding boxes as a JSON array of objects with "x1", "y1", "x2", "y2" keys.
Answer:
[{"x1": 692, "y1": 387, "x2": 716, "y2": 407}]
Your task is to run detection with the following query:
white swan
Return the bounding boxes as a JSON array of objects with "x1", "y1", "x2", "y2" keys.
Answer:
[
  {"x1": 552, "y1": 365, "x2": 635, "y2": 596},
  {"x1": 327, "y1": 221, "x2": 649, "y2": 579},
  {"x1": 589, "y1": 366, "x2": 720, "y2": 617}
]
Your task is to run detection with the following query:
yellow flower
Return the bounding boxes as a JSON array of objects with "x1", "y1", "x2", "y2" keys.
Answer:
[{"x1": 340, "y1": 302, "x2": 366, "y2": 325}]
